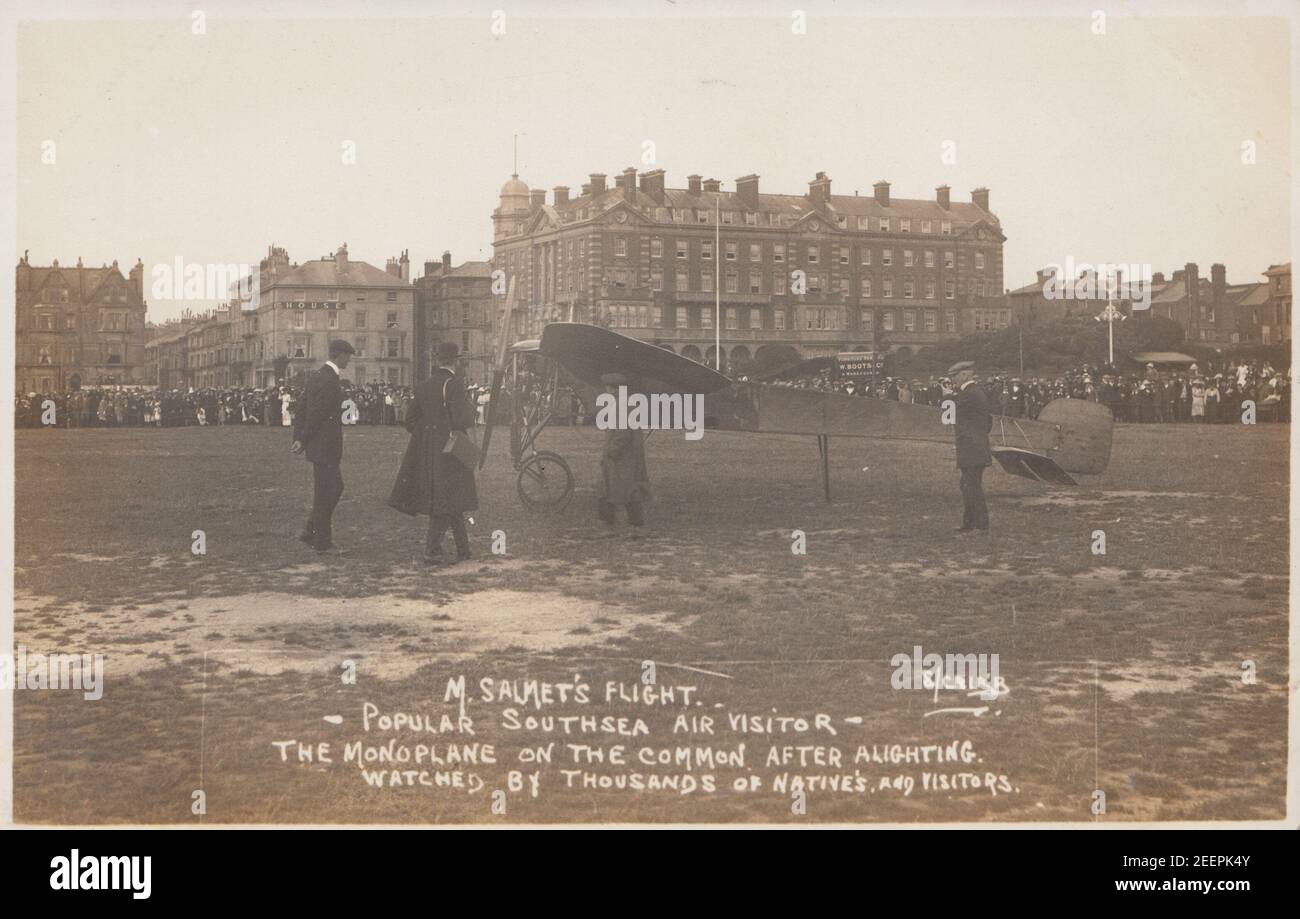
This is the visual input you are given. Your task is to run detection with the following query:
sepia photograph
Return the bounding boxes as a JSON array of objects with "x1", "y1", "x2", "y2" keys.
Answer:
[{"x1": 1, "y1": 0, "x2": 1295, "y2": 841}]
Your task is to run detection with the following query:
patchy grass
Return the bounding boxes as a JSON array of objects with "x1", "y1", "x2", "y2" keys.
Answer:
[{"x1": 12, "y1": 421, "x2": 1289, "y2": 824}]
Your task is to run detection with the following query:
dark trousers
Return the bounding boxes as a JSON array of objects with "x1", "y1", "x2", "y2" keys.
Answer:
[
  {"x1": 959, "y1": 465, "x2": 989, "y2": 530},
  {"x1": 304, "y1": 462, "x2": 343, "y2": 547},
  {"x1": 598, "y1": 499, "x2": 645, "y2": 527},
  {"x1": 427, "y1": 513, "x2": 469, "y2": 558}
]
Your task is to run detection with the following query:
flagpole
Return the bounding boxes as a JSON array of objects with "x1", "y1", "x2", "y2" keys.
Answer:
[{"x1": 715, "y1": 192, "x2": 721, "y2": 371}]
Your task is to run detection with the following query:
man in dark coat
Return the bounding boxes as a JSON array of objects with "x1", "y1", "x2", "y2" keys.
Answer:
[
  {"x1": 292, "y1": 339, "x2": 354, "y2": 552},
  {"x1": 596, "y1": 372, "x2": 651, "y2": 529},
  {"x1": 388, "y1": 341, "x2": 478, "y2": 565},
  {"x1": 953, "y1": 368, "x2": 992, "y2": 534}
]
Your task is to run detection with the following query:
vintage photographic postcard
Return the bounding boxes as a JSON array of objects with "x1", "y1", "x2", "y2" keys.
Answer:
[{"x1": 1, "y1": 0, "x2": 1296, "y2": 830}]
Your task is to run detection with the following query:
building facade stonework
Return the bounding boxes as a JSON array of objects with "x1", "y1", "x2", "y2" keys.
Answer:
[
  {"x1": 491, "y1": 168, "x2": 1006, "y2": 369},
  {"x1": 414, "y1": 251, "x2": 495, "y2": 385},
  {"x1": 246, "y1": 243, "x2": 415, "y2": 388},
  {"x1": 15, "y1": 253, "x2": 149, "y2": 393}
]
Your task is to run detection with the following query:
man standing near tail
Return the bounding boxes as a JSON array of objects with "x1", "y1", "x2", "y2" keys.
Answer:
[
  {"x1": 292, "y1": 339, "x2": 355, "y2": 553},
  {"x1": 952, "y1": 367, "x2": 992, "y2": 535}
]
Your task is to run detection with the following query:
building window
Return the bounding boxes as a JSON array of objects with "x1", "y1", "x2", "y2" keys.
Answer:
[
  {"x1": 651, "y1": 237, "x2": 663, "y2": 258},
  {"x1": 676, "y1": 268, "x2": 689, "y2": 291},
  {"x1": 293, "y1": 312, "x2": 306, "y2": 329},
  {"x1": 651, "y1": 268, "x2": 664, "y2": 291},
  {"x1": 327, "y1": 313, "x2": 339, "y2": 330},
  {"x1": 925, "y1": 250, "x2": 935, "y2": 268},
  {"x1": 386, "y1": 338, "x2": 399, "y2": 358},
  {"x1": 945, "y1": 311, "x2": 956, "y2": 332},
  {"x1": 945, "y1": 280, "x2": 955, "y2": 300},
  {"x1": 750, "y1": 308, "x2": 762, "y2": 329},
  {"x1": 925, "y1": 310, "x2": 937, "y2": 332},
  {"x1": 702, "y1": 271, "x2": 714, "y2": 292},
  {"x1": 726, "y1": 307, "x2": 738, "y2": 330},
  {"x1": 975, "y1": 252, "x2": 986, "y2": 270},
  {"x1": 882, "y1": 249, "x2": 892, "y2": 267},
  {"x1": 725, "y1": 271, "x2": 738, "y2": 293},
  {"x1": 883, "y1": 278, "x2": 893, "y2": 298},
  {"x1": 903, "y1": 309, "x2": 916, "y2": 332},
  {"x1": 773, "y1": 244, "x2": 785, "y2": 263},
  {"x1": 773, "y1": 272, "x2": 786, "y2": 294},
  {"x1": 808, "y1": 274, "x2": 822, "y2": 293},
  {"x1": 839, "y1": 278, "x2": 851, "y2": 298},
  {"x1": 925, "y1": 280, "x2": 936, "y2": 300},
  {"x1": 354, "y1": 310, "x2": 367, "y2": 328},
  {"x1": 745, "y1": 211, "x2": 758, "y2": 226},
  {"x1": 944, "y1": 251, "x2": 954, "y2": 269},
  {"x1": 901, "y1": 218, "x2": 911, "y2": 233},
  {"x1": 860, "y1": 309, "x2": 873, "y2": 329},
  {"x1": 879, "y1": 217, "x2": 890, "y2": 232},
  {"x1": 701, "y1": 240, "x2": 713, "y2": 261},
  {"x1": 354, "y1": 337, "x2": 367, "y2": 357},
  {"x1": 904, "y1": 280, "x2": 914, "y2": 299},
  {"x1": 921, "y1": 219, "x2": 932, "y2": 234},
  {"x1": 700, "y1": 308, "x2": 713, "y2": 329},
  {"x1": 725, "y1": 242, "x2": 737, "y2": 261},
  {"x1": 749, "y1": 243, "x2": 761, "y2": 262},
  {"x1": 775, "y1": 309, "x2": 786, "y2": 330},
  {"x1": 904, "y1": 250, "x2": 914, "y2": 268},
  {"x1": 857, "y1": 216, "x2": 870, "y2": 230},
  {"x1": 862, "y1": 278, "x2": 872, "y2": 297},
  {"x1": 677, "y1": 240, "x2": 688, "y2": 259},
  {"x1": 614, "y1": 238, "x2": 628, "y2": 257},
  {"x1": 941, "y1": 221, "x2": 952, "y2": 235},
  {"x1": 749, "y1": 273, "x2": 762, "y2": 294},
  {"x1": 807, "y1": 245, "x2": 819, "y2": 264},
  {"x1": 861, "y1": 248, "x2": 872, "y2": 266},
  {"x1": 676, "y1": 307, "x2": 689, "y2": 327},
  {"x1": 721, "y1": 211, "x2": 734, "y2": 225}
]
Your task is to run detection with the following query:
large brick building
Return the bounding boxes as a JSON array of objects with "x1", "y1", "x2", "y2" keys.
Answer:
[
  {"x1": 246, "y1": 244, "x2": 415, "y2": 388},
  {"x1": 15, "y1": 253, "x2": 149, "y2": 393},
  {"x1": 413, "y1": 251, "x2": 495, "y2": 385},
  {"x1": 491, "y1": 168, "x2": 1006, "y2": 369}
]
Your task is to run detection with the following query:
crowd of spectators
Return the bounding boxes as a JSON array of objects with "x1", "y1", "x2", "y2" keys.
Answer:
[
  {"x1": 761, "y1": 359, "x2": 1290, "y2": 423},
  {"x1": 13, "y1": 382, "x2": 489, "y2": 429}
]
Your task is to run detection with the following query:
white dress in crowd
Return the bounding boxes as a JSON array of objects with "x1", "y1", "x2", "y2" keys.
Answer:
[{"x1": 281, "y1": 392, "x2": 293, "y2": 426}]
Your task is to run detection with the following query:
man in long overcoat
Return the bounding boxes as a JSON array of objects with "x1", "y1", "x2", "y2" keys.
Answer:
[
  {"x1": 388, "y1": 341, "x2": 478, "y2": 565},
  {"x1": 596, "y1": 372, "x2": 651, "y2": 529}
]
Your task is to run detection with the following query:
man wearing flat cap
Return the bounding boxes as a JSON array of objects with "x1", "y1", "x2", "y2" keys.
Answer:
[
  {"x1": 292, "y1": 338, "x2": 355, "y2": 552},
  {"x1": 951, "y1": 367, "x2": 992, "y2": 535},
  {"x1": 597, "y1": 372, "x2": 651, "y2": 530}
]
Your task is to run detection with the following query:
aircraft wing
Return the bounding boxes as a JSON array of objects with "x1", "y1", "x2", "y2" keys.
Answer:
[{"x1": 539, "y1": 323, "x2": 731, "y2": 395}]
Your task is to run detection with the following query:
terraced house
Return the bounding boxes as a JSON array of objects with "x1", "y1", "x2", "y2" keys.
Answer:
[
  {"x1": 491, "y1": 168, "x2": 1006, "y2": 371},
  {"x1": 15, "y1": 252, "x2": 149, "y2": 393}
]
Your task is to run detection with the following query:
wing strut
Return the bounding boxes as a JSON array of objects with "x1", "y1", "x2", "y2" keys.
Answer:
[
  {"x1": 817, "y1": 434, "x2": 831, "y2": 503},
  {"x1": 478, "y1": 277, "x2": 517, "y2": 470}
]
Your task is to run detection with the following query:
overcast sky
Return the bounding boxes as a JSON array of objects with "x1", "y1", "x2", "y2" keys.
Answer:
[{"x1": 15, "y1": 3, "x2": 1292, "y2": 323}]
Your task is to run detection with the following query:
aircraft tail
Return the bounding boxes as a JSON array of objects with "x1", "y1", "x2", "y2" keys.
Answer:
[{"x1": 1036, "y1": 398, "x2": 1113, "y2": 475}]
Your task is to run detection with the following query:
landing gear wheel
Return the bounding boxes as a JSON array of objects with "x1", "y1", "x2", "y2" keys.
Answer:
[{"x1": 516, "y1": 451, "x2": 574, "y2": 513}]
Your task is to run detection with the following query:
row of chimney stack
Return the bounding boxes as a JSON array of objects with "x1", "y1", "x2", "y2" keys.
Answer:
[{"x1": 531, "y1": 170, "x2": 988, "y2": 211}]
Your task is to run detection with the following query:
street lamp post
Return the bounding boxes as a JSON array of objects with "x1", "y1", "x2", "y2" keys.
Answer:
[
  {"x1": 715, "y1": 192, "x2": 721, "y2": 371},
  {"x1": 1096, "y1": 298, "x2": 1125, "y2": 367}
]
